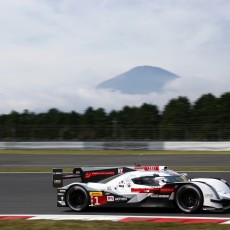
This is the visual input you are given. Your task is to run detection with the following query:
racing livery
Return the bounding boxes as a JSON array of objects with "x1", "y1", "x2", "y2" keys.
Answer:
[{"x1": 52, "y1": 165, "x2": 230, "y2": 213}]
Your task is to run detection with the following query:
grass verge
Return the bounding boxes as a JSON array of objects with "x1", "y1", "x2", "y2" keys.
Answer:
[
  {"x1": 0, "y1": 220, "x2": 229, "y2": 230},
  {"x1": 0, "y1": 167, "x2": 230, "y2": 172},
  {"x1": 1, "y1": 149, "x2": 230, "y2": 155}
]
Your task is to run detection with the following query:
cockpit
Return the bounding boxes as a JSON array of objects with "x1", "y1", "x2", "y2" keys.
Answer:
[{"x1": 131, "y1": 174, "x2": 189, "y2": 186}]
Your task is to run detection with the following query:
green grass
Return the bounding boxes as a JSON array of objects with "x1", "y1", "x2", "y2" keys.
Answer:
[
  {"x1": 0, "y1": 220, "x2": 229, "y2": 230},
  {"x1": 0, "y1": 167, "x2": 73, "y2": 172},
  {"x1": 1, "y1": 149, "x2": 230, "y2": 155},
  {"x1": 0, "y1": 167, "x2": 230, "y2": 172}
]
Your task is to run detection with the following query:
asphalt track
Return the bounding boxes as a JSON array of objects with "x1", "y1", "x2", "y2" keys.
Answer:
[
  {"x1": 1, "y1": 153, "x2": 230, "y2": 168},
  {"x1": 0, "y1": 154, "x2": 230, "y2": 217}
]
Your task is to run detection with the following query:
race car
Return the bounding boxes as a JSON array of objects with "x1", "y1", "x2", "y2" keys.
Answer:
[{"x1": 52, "y1": 165, "x2": 230, "y2": 213}]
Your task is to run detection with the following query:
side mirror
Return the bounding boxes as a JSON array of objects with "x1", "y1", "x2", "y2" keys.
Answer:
[{"x1": 180, "y1": 173, "x2": 190, "y2": 181}]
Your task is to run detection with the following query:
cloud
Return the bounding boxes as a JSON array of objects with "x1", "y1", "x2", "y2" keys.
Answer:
[
  {"x1": 2, "y1": 76, "x2": 229, "y2": 114},
  {"x1": 0, "y1": 0, "x2": 230, "y2": 113}
]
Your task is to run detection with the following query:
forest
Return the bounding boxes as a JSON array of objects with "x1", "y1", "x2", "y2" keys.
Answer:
[{"x1": 0, "y1": 92, "x2": 230, "y2": 141}]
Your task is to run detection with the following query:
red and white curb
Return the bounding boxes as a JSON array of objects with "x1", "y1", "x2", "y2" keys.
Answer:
[{"x1": 0, "y1": 215, "x2": 230, "y2": 224}]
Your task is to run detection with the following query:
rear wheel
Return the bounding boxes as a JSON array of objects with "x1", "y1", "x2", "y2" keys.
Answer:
[
  {"x1": 175, "y1": 184, "x2": 203, "y2": 213},
  {"x1": 66, "y1": 186, "x2": 89, "y2": 212}
]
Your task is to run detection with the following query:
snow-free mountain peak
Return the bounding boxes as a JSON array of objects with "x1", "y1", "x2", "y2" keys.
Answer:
[{"x1": 97, "y1": 65, "x2": 179, "y2": 94}]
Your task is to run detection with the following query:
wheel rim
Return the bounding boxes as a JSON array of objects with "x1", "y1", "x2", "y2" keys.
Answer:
[
  {"x1": 180, "y1": 189, "x2": 199, "y2": 209},
  {"x1": 69, "y1": 191, "x2": 85, "y2": 208}
]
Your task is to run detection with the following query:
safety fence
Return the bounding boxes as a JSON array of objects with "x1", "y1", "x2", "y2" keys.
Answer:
[{"x1": 0, "y1": 124, "x2": 230, "y2": 141}]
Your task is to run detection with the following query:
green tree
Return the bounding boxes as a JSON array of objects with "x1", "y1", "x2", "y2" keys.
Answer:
[
  {"x1": 108, "y1": 110, "x2": 119, "y2": 139},
  {"x1": 16, "y1": 110, "x2": 35, "y2": 140},
  {"x1": 160, "y1": 96, "x2": 191, "y2": 140},
  {"x1": 77, "y1": 107, "x2": 93, "y2": 139},
  {"x1": 216, "y1": 92, "x2": 230, "y2": 140},
  {"x1": 93, "y1": 108, "x2": 109, "y2": 139},
  {"x1": 135, "y1": 103, "x2": 160, "y2": 140},
  {"x1": 61, "y1": 111, "x2": 81, "y2": 140},
  {"x1": 2, "y1": 111, "x2": 20, "y2": 140},
  {"x1": 191, "y1": 93, "x2": 218, "y2": 140},
  {"x1": 115, "y1": 106, "x2": 140, "y2": 140},
  {"x1": 109, "y1": 104, "x2": 160, "y2": 140}
]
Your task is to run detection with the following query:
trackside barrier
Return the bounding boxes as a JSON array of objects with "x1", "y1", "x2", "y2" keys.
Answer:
[
  {"x1": 0, "y1": 142, "x2": 84, "y2": 150},
  {"x1": 0, "y1": 141, "x2": 230, "y2": 151},
  {"x1": 104, "y1": 141, "x2": 148, "y2": 150},
  {"x1": 163, "y1": 141, "x2": 230, "y2": 151}
]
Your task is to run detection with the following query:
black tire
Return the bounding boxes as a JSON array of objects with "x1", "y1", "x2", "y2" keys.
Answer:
[
  {"x1": 175, "y1": 184, "x2": 203, "y2": 213},
  {"x1": 65, "y1": 186, "x2": 89, "y2": 212}
]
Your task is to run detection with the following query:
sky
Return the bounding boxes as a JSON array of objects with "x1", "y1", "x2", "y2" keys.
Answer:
[{"x1": 0, "y1": 0, "x2": 230, "y2": 114}]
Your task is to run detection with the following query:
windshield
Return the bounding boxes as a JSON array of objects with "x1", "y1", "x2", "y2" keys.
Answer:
[{"x1": 163, "y1": 175, "x2": 189, "y2": 183}]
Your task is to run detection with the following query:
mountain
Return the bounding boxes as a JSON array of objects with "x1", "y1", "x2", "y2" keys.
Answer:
[{"x1": 96, "y1": 66, "x2": 180, "y2": 94}]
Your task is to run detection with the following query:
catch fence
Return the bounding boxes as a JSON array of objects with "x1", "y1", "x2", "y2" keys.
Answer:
[{"x1": 0, "y1": 124, "x2": 229, "y2": 141}]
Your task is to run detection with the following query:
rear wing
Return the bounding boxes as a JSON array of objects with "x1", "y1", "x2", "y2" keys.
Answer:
[
  {"x1": 52, "y1": 166, "x2": 135, "y2": 188},
  {"x1": 52, "y1": 165, "x2": 168, "y2": 188}
]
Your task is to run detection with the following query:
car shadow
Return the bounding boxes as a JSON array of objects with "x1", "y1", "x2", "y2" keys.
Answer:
[{"x1": 64, "y1": 207, "x2": 179, "y2": 214}]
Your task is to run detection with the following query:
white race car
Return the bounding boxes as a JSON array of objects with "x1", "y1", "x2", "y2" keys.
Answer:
[{"x1": 53, "y1": 165, "x2": 230, "y2": 213}]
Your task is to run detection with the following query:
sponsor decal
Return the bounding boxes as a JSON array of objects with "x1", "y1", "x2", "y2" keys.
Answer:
[
  {"x1": 150, "y1": 194, "x2": 170, "y2": 198},
  {"x1": 160, "y1": 187, "x2": 175, "y2": 193},
  {"x1": 84, "y1": 172, "x2": 92, "y2": 178},
  {"x1": 57, "y1": 193, "x2": 65, "y2": 196},
  {"x1": 115, "y1": 197, "x2": 128, "y2": 201},
  {"x1": 84, "y1": 171, "x2": 115, "y2": 179},
  {"x1": 118, "y1": 168, "x2": 124, "y2": 174},
  {"x1": 107, "y1": 196, "x2": 114, "y2": 202},
  {"x1": 203, "y1": 207, "x2": 216, "y2": 211},
  {"x1": 91, "y1": 196, "x2": 107, "y2": 206},
  {"x1": 131, "y1": 187, "x2": 175, "y2": 194},
  {"x1": 150, "y1": 194, "x2": 159, "y2": 198},
  {"x1": 89, "y1": 192, "x2": 103, "y2": 196},
  {"x1": 63, "y1": 174, "x2": 74, "y2": 178},
  {"x1": 205, "y1": 194, "x2": 213, "y2": 198},
  {"x1": 134, "y1": 166, "x2": 159, "y2": 171},
  {"x1": 118, "y1": 181, "x2": 125, "y2": 188}
]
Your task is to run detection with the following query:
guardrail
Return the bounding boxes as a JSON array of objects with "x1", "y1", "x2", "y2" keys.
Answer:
[{"x1": 0, "y1": 141, "x2": 230, "y2": 151}]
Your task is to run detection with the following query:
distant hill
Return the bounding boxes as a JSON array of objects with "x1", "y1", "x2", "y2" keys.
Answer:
[{"x1": 97, "y1": 66, "x2": 180, "y2": 94}]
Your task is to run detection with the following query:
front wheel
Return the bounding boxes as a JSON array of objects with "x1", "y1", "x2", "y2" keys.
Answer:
[
  {"x1": 66, "y1": 186, "x2": 89, "y2": 212},
  {"x1": 175, "y1": 184, "x2": 203, "y2": 213}
]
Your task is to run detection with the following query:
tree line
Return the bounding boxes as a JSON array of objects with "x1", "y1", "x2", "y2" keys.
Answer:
[{"x1": 0, "y1": 92, "x2": 230, "y2": 141}]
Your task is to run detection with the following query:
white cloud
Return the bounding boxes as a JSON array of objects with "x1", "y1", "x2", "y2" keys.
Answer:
[{"x1": 0, "y1": 0, "x2": 230, "y2": 113}]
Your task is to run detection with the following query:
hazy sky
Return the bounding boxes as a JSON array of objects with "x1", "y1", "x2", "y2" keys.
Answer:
[{"x1": 1, "y1": 0, "x2": 230, "y2": 114}]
